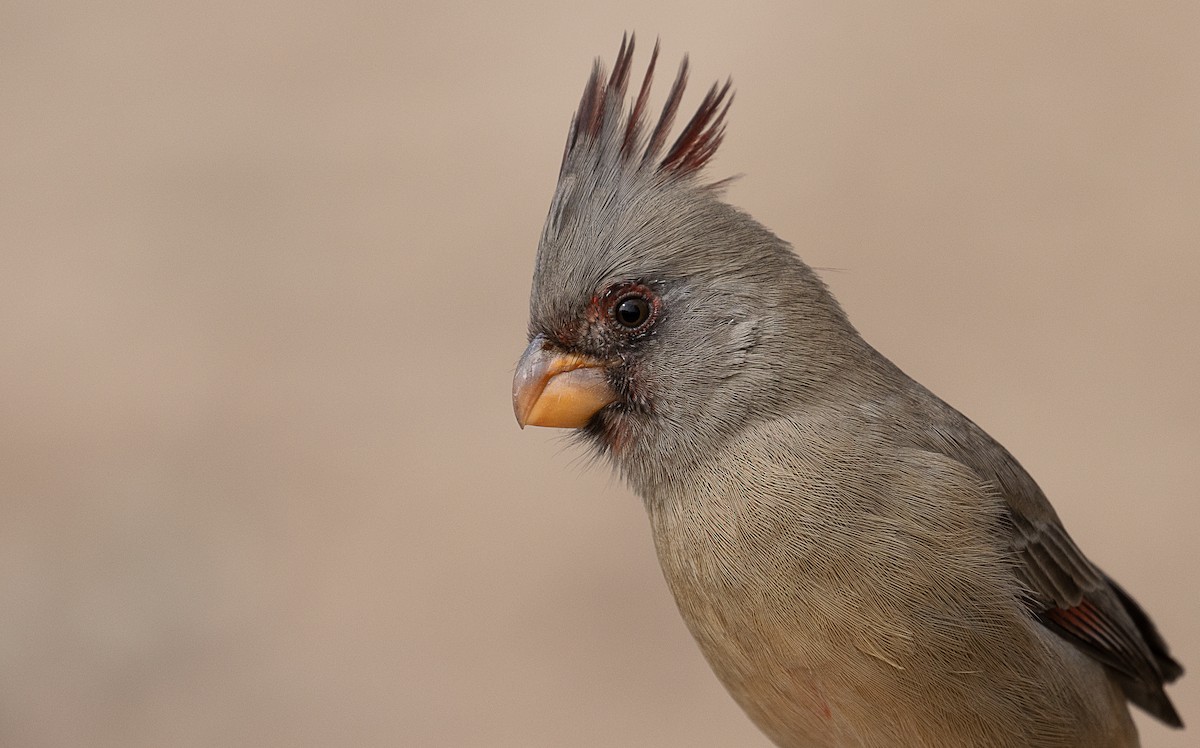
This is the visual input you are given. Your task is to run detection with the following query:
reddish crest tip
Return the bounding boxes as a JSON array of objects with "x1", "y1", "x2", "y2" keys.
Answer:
[{"x1": 563, "y1": 34, "x2": 733, "y2": 180}]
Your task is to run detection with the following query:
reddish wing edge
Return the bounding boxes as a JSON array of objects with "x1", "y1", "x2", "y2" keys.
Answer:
[{"x1": 1037, "y1": 590, "x2": 1183, "y2": 727}]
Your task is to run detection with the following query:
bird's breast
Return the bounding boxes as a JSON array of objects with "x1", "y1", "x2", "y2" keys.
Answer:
[
  {"x1": 644, "y1": 469, "x2": 871, "y2": 745},
  {"x1": 638, "y1": 418, "x2": 1138, "y2": 747}
]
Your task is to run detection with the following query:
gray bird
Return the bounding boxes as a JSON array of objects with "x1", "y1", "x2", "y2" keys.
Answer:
[{"x1": 512, "y1": 36, "x2": 1183, "y2": 747}]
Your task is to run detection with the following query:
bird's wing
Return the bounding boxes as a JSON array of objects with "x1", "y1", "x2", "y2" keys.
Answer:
[
  {"x1": 902, "y1": 401, "x2": 1183, "y2": 727},
  {"x1": 1008, "y1": 509, "x2": 1183, "y2": 682}
]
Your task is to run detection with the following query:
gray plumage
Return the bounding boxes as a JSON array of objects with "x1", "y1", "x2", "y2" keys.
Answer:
[{"x1": 519, "y1": 35, "x2": 1182, "y2": 747}]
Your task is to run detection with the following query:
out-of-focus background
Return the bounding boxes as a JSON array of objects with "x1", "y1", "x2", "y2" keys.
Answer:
[{"x1": 2, "y1": 2, "x2": 1197, "y2": 746}]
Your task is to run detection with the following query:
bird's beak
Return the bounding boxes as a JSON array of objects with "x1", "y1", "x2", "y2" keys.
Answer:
[{"x1": 513, "y1": 335, "x2": 617, "y2": 429}]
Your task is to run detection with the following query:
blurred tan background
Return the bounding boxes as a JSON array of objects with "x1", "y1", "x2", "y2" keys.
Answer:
[{"x1": 1, "y1": 2, "x2": 1197, "y2": 746}]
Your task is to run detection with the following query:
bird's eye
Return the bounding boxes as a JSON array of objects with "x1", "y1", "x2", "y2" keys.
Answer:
[{"x1": 614, "y1": 295, "x2": 651, "y2": 329}]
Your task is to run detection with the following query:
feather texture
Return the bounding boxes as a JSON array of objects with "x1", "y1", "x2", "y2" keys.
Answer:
[
  {"x1": 523, "y1": 36, "x2": 1184, "y2": 747},
  {"x1": 561, "y1": 34, "x2": 731, "y2": 180}
]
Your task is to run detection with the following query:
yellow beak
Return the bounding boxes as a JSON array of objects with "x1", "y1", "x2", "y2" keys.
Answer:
[{"x1": 512, "y1": 335, "x2": 618, "y2": 428}]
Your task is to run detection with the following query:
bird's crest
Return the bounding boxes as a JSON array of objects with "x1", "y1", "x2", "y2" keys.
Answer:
[{"x1": 562, "y1": 34, "x2": 733, "y2": 182}]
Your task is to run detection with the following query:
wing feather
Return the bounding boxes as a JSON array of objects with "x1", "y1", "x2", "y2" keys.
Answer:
[{"x1": 893, "y1": 389, "x2": 1184, "y2": 726}]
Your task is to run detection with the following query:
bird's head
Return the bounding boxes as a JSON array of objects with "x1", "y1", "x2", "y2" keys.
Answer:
[{"x1": 514, "y1": 36, "x2": 862, "y2": 491}]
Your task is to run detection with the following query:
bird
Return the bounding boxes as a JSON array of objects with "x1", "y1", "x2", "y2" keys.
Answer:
[{"x1": 511, "y1": 35, "x2": 1183, "y2": 747}]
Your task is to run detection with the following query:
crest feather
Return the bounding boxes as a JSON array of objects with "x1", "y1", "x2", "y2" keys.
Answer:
[{"x1": 561, "y1": 34, "x2": 732, "y2": 181}]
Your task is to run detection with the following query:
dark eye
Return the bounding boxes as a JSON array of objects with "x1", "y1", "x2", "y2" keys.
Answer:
[{"x1": 614, "y1": 295, "x2": 651, "y2": 329}]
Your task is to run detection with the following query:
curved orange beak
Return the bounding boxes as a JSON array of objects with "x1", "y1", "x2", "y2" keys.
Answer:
[{"x1": 513, "y1": 335, "x2": 617, "y2": 428}]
